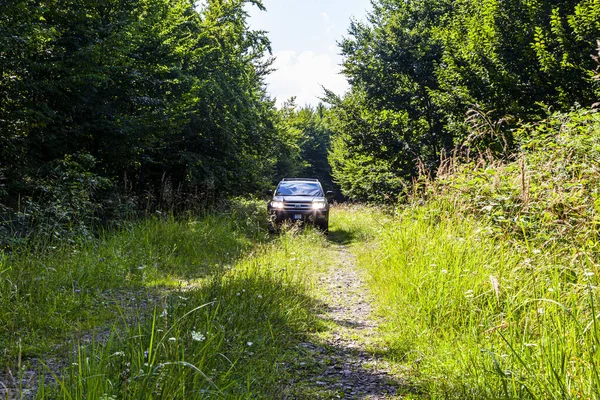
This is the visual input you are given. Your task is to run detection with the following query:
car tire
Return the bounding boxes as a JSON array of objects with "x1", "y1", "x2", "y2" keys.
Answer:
[{"x1": 317, "y1": 220, "x2": 329, "y2": 234}]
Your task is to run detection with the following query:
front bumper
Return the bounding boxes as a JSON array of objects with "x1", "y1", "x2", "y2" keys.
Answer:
[{"x1": 268, "y1": 209, "x2": 328, "y2": 224}]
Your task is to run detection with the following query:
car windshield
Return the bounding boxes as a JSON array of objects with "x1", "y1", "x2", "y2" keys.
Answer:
[{"x1": 276, "y1": 182, "x2": 323, "y2": 196}]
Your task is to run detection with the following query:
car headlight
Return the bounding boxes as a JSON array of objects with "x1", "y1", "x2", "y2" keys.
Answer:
[
  {"x1": 312, "y1": 201, "x2": 326, "y2": 210},
  {"x1": 271, "y1": 201, "x2": 284, "y2": 209}
]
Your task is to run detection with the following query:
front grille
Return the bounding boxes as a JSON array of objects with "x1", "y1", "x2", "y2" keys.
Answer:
[{"x1": 284, "y1": 203, "x2": 311, "y2": 210}]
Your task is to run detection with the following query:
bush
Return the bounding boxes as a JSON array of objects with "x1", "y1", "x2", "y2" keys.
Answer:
[
  {"x1": 0, "y1": 154, "x2": 115, "y2": 248},
  {"x1": 427, "y1": 108, "x2": 600, "y2": 248}
]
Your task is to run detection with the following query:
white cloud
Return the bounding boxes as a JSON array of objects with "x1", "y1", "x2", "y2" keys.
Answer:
[{"x1": 265, "y1": 50, "x2": 348, "y2": 107}]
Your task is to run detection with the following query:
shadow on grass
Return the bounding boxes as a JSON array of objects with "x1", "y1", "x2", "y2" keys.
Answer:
[
  {"x1": 30, "y1": 267, "x2": 332, "y2": 399},
  {"x1": 326, "y1": 228, "x2": 358, "y2": 245},
  {"x1": 0, "y1": 215, "x2": 277, "y2": 396}
]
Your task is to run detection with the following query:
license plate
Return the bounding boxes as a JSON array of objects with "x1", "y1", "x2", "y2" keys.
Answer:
[{"x1": 293, "y1": 214, "x2": 302, "y2": 220}]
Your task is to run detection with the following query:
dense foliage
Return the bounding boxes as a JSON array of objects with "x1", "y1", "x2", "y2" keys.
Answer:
[
  {"x1": 328, "y1": 0, "x2": 600, "y2": 201},
  {"x1": 0, "y1": 0, "x2": 287, "y2": 240},
  {"x1": 275, "y1": 99, "x2": 336, "y2": 191},
  {"x1": 362, "y1": 107, "x2": 600, "y2": 398},
  {"x1": 431, "y1": 107, "x2": 600, "y2": 248}
]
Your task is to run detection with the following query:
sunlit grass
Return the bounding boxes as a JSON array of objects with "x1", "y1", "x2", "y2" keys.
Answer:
[
  {"x1": 1, "y1": 212, "x2": 258, "y2": 365},
  {"x1": 10, "y1": 200, "x2": 599, "y2": 398},
  {"x1": 338, "y1": 203, "x2": 600, "y2": 399},
  {"x1": 43, "y1": 227, "x2": 331, "y2": 398},
  {"x1": 2, "y1": 200, "x2": 336, "y2": 398}
]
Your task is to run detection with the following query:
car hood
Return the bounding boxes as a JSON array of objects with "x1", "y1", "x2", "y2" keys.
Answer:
[{"x1": 273, "y1": 196, "x2": 324, "y2": 202}]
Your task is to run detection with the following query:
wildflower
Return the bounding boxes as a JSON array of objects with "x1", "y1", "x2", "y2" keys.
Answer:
[
  {"x1": 112, "y1": 351, "x2": 125, "y2": 357},
  {"x1": 257, "y1": 294, "x2": 263, "y2": 299},
  {"x1": 191, "y1": 331, "x2": 206, "y2": 342},
  {"x1": 247, "y1": 341, "x2": 253, "y2": 347},
  {"x1": 490, "y1": 275, "x2": 500, "y2": 301}
]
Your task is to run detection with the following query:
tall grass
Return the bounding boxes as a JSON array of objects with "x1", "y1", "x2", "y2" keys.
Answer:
[
  {"x1": 333, "y1": 108, "x2": 600, "y2": 398},
  {"x1": 40, "y1": 228, "x2": 331, "y2": 398},
  {"x1": 1, "y1": 211, "x2": 258, "y2": 365},
  {"x1": 337, "y1": 200, "x2": 600, "y2": 398},
  {"x1": 2, "y1": 200, "x2": 333, "y2": 398}
]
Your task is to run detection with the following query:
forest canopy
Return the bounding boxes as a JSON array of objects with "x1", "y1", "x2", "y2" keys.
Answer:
[
  {"x1": 1, "y1": 0, "x2": 599, "y2": 240},
  {"x1": 0, "y1": 0, "x2": 300, "y2": 240},
  {"x1": 327, "y1": 0, "x2": 600, "y2": 202}
]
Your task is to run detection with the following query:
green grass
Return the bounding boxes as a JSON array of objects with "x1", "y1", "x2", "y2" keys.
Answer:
[
  {"x1": 1, "y1": 211, "x2": 259, "y2": 364},
  {"x1": 2, "y1": 200, "x2": 337, "y2": 398},
  {"x1": 327, "y1": 109, "x2": 600, "y2": 399},
  {"x1": 8, "y1": 181, "x2": 600, "y2": 398},
  {"x1": 41, "y1": 227, "x2": 332, "y2": 398},
  {"x1": 337, "y1": 202, "x2": 600, "y2": 399}
]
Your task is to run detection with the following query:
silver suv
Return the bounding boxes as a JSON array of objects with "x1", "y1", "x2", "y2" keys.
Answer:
[{"x1": 267, "y1": 178, "x2": 333, "y2": 232}]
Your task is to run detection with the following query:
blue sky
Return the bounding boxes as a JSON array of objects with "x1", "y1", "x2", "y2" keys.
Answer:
[{"x1": 247, "y1": 0, "x2": 372, "y2": 107}]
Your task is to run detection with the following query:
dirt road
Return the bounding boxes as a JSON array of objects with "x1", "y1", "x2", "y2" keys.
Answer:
[{"x1": 281, "y1": 242, "x2": 403, "y2": 399}]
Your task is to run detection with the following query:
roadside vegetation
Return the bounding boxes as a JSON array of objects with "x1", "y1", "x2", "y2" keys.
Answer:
[
  {"x1": 337, "y1": 109, "x2": 600, "y2": 398},
  {"x1": 327, "y1": 0, "x2": 600, "y2": 202},
  {"x1": 2, "y1": 200, "x2": 337, "y2": 398},
  {"x1": 3, "y1": 0, "x2": 600, "y2": 398}
]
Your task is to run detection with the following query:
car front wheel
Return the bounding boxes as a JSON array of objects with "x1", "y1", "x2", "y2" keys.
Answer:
[{"x1": 317, "y1": 220, "x2": 329, "y2": 233}]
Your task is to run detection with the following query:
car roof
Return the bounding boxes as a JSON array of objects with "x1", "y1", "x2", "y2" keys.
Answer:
[{"x1": 280, "y1": 178, "x2": 319, "y2": 182}]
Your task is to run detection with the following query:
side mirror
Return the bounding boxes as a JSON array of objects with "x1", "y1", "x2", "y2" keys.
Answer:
[
  {"x1": 265, "y1": 189, "x2": 274, "y2": 197},
  {"x1": 326, "y1": 191, "x2": 335, "y2": 199}
]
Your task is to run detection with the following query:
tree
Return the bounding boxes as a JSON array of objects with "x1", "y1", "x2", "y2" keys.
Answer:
[
  {"x1": 327, "y1": 0, "x2": 600, "y2": 201},
  {"x1": 0, "y1": 0, "x2": 285, "y2": 238},
  {"x1": 275, "y1": 100, "x2": 336, "y2": 190}
]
